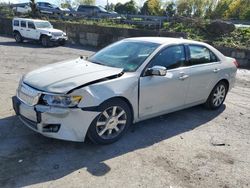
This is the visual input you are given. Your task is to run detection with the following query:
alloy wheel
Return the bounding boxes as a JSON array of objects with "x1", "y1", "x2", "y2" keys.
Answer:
[
  {"x1": 213, "y1": 84, "x2": 226, "y2": 107},
  {"x1": 96, "y1": 106, "x2": 127, "y2": 140}
]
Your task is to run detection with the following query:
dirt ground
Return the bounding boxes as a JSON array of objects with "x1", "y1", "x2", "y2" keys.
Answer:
[{"x1": 0, "y1": 36, "x2": 250, "y2": 188}]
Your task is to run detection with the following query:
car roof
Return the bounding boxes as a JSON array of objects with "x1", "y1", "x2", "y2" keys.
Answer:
[
  {"x1": 13, "y1": 18, "x2": 49, "y2": 22},
  {"x1": 124, "y1": 37, "x2": 207, "y2": 46},
  {"x1": 124, "y1": 37, "x2": 226, "y2": 60}
]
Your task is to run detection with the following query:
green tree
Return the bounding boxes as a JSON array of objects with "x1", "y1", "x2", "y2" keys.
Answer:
[
  {"x1": 114, "y1": 0, "x2": 137, "y2": 14},
  {"x1": 176, "y1": 0, "x2": 192, "y2": 17},
  {"x1": 141, "y1": 0, "x2": 163, "y2": 16},
  {"x1": 165, "y1": 2, "x2": 176, "y2": 17},
  {"x1": 75, "y1": 0, "x2": 95, "y2": 5},
  {"x1": 210, "y1": 0, "x2": 233, "y2": 19},
  {"x1": 224, "y1": 0, "x2": 250, "y2": 19},
  {"x1": 105, "y1": 3, "x2": 115, "y2": 11}
]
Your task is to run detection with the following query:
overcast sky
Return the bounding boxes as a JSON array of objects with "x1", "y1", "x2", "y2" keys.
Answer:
[{"x1": 0, "y1": 0, "x2": 152, "y2": 7}]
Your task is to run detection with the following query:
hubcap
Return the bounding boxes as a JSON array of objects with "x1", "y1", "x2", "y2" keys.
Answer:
[
  {"x1": 96, "y1": 106, "x2": 127, "y2": 139},
  {"x1": 213, "y1": 84, "x2": 226, "y2": 106}
]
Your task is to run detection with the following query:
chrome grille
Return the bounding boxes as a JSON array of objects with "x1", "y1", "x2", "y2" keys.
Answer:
[
  {"x1": 17, "y1": 84, "x2": 41, "y2": 106},
  {"x1": 52, "y1": 32, "x2": 63, "y2": 37}
]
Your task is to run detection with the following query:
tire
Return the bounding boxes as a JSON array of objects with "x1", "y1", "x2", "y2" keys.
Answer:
[
  {"x1": 41, "y1": 35, "x2": 50, "y2": 47},
  {"x1": 59, "y1": 40, "x2": 66, "y2": 46},
  {"x1": 14, "y1": 32, "x2": 23, "y2": 43},
  {"x1": 87, "y1": 99, "x2": 132, "y2": 145},
  {"x1": 204, "y1": 81, "x2": 228, "y2": 110}
]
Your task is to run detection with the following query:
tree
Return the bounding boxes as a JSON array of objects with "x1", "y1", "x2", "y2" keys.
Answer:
[
  {"x1": 30, "y1": 0, "x2": 37, "y2": 16},
  {"x1": 176, "y1": 0, "x2": 192, "y2": 17},
  {"x1": 114, "y1": 0, "x2": 138, "y2": 14},
  {"x1": 141, "y1": 0, "x2": 163, "y2": 16},
  {"x1": 105, "y1": 3, "x2": 115, "y2": 11},
  {"x1": 165, "y1": 1, "x2": 176, "y2": 17},
  {"x1": 224, "y1": 0, "x2": 250, "y2": 20},
  {"x1": 75, "y1": 0, "x2": 95, "y2": 5},
  {"x1": 209, "y1": 0, "x2": 233, "y2": 19}
]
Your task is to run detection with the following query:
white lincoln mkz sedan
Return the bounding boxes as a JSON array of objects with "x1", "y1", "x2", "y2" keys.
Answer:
[{"x1": 12, "y1": 37, "x2": 238, "y2": 144}]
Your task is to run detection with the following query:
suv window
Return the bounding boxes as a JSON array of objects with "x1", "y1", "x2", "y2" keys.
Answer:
[
  {"x1": 28, "y1": 22, "x2": 35, "y2": 29},
  {"x1": 187, "y1": 45, "x2": 218, "y2": 66},
  {"x1": 13, "y1": 20, "x2": 19, "y2": 26},
  {"x1": 149, "y1": 45, "x2": 185, "y2": 69},
  {"x1": 21, "y1": 21, "x2": 26, "y2": 28}
]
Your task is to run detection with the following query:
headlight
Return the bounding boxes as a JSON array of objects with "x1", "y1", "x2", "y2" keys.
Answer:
[
  {"x1": 43, "y1": 95, "x2": 82, "y2": 107},
  {"x1": 63, "y1": 32, "x2": 66, "y2": 36}
]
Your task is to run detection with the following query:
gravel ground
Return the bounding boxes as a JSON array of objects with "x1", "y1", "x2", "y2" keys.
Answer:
[{"x1": 0, "y1": 36, "x2": 250, "y2": 188}]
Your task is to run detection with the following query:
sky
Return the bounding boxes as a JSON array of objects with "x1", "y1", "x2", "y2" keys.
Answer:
[{"x1": 0, "y1": 0, "x2": 145, "y2": 7}]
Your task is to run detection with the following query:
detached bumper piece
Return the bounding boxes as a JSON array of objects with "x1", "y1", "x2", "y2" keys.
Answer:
[{"x1": 12, "y1": 96, "x2": 61, "y2": 133}]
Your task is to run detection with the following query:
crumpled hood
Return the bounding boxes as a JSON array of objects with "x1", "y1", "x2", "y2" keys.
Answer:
[{"x1": 23, "y1": 58, "x2": 123, "y2": 93}]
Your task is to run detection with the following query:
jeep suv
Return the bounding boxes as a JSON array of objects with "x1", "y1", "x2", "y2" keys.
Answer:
[{"x1": 12, "y1": 18, "x2": 68, "y2": 47}]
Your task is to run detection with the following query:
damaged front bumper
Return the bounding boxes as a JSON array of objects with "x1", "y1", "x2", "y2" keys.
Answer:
[{"x1": 12, "y1": 96, "x2": 99, "y2": 142}]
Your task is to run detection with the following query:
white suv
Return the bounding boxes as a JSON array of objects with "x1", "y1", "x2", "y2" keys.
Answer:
[{"x1": 12, "y1": 18, "x2": 68, "y2": 47}]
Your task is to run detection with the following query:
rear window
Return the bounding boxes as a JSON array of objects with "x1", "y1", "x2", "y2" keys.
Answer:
[
  {"x1": 21, "y1": 21, "x2": 26, "y2": 28},
  {"x1": 13, "y1": 20, "x2": 19, "y2": 26}
]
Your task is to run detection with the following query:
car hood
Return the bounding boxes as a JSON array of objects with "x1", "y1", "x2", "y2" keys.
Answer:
[
  {"x1": 38, "y1": 28, "x2": 63, "y2": 33},
  {"x1": 23, "y1": 58, "x2": 123, "y2": 94}
]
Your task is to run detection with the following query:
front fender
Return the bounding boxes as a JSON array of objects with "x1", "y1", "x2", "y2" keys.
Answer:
[{"x1": 71, "y1": 73, "x2": 139, "y2": 122}]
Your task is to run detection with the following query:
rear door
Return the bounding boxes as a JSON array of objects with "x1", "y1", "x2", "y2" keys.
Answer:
[
  {"x1": 185, "y1": 45, "x2": 221, "y2": 104},
  {"x1": 20, "y1": 20, "x2": 28, "y2": 38},
  {"x1": 139, "y1": 45, "x2": 190, "y2": 118}
]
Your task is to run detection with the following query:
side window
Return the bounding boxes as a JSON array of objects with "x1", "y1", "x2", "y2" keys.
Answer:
[
  {"x1": 188, "y1": 45, "x2": 218, "y2": 66},
  {"x1": 13, "y1": 20, "x2": 19, "y2": 26},
  {"x1": 28, "y1": 22, "x2": 35, "y2": 29},
  {"x1": 21, "y1": 21, "x2": 26, "y2": 28},
  {"x1": 149, "y1": 45, "x2": 185, "y2": 69}
]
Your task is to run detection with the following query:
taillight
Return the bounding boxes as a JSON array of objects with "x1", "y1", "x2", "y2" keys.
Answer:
[{"x1": 233, "y1": 60, "x2": 239, "y2": 68}]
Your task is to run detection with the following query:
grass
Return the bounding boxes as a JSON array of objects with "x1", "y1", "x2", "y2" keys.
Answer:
[{"x1": 163, "y1": 22, "x2": 250, "y2": 50}]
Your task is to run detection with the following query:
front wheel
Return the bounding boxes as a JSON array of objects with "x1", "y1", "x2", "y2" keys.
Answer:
[
  {"x1": 87, "y1": 99, "x2": 132, "y2": 144},
  {"x1": 204, "y1": 81, "x2": 228, "y2": 110},
  {"x1": 41, "y1": 36, "x2": 50, "y2": 47},
  {"x1": 59, "y1": 40, "x2": 66, "y2": 46}
]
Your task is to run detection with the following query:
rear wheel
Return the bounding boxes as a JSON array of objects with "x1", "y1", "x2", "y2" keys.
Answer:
[
  {"x1": 87, "y1": 99, "x2": 132, "y2": 144},
  {"x1": 205, "y1": 81, "x2": 228, "y2": 110},
  {"x1": 14, "y1": 32, "x2": 23, "y2": 43}
]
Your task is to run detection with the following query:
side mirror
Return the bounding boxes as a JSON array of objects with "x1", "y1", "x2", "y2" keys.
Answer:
[{"x1": 146, "y1": 66, "x2": 167, "y2": 76}]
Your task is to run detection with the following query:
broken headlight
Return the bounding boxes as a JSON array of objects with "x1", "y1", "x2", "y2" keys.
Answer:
[{"x1": 43, "y1": 95, "x2": 82, "y2": 107}]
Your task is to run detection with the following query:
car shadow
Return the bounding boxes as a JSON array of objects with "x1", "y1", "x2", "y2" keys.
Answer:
[{"x1": 0, "y1": 104, "x2": 225, "y2": 187}]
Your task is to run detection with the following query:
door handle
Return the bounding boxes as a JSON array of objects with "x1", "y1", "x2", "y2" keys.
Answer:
[
  {"x1": 213, "y1": 68, "x2": 220, "y2": 73},
  {"x1": 27, "y1": 29, "x2": 30, "y2": 31},
  {"x1": 179, "y1": 74, "x2": 189, "y2": 80}
]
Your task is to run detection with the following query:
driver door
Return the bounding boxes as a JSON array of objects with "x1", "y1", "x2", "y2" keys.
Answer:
[
  {"x1": 27, "y1": 21, "x2": 39, "y2": 40},
  {"x1": 139, "y1": 45, "x2": 190, "y2": 119}
]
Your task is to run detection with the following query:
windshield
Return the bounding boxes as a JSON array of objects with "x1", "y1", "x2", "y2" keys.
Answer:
[
  {"x1": 35, "y1": 21, "x2": 52, "y2": 29},
  {"x1": 88, "y1": 41, "x2": 159, "y2": 72},
  {"x1": 98, "y1": 6, "x2": 108, "y2": 13}
]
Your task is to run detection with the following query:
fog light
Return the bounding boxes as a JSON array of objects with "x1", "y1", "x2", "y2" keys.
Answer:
[{"x1": 43, "y1": 124, "x2": 61, "y2": 133}]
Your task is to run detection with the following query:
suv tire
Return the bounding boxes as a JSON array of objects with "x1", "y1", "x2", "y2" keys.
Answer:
[
  {"x1": 14, "y1": 32, "x2": 23, "y2": 43},
  {"x1": 41, "y1": 35, "x2": 50, "y2": 47}
]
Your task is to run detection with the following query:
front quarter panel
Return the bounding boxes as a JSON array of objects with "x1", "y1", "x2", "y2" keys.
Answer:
[{"x1": 71, "y1": 73, "x2": 139, "y2": 122}]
